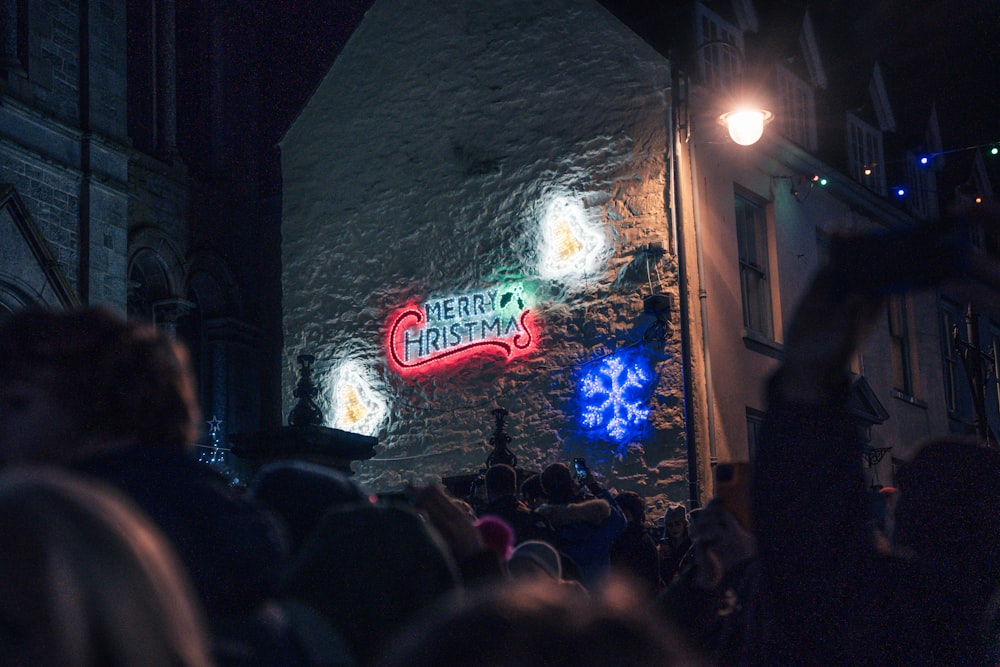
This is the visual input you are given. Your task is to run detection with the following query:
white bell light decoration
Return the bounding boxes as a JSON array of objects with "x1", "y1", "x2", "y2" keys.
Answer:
[
  {"x1": 537, "y1": 196, "x2": 608, "y2": 283},
  {"x1": 328, "y1": 357, "x2": 388, "y2": 437}
]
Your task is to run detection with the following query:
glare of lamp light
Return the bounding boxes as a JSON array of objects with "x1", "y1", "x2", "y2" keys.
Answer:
[{"x1": 719, "y1": 108, "x2": 774, "y2": 146}]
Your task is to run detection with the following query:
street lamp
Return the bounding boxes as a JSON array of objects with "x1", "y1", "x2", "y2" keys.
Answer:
[
  {"x1": 719, "y1": 107, "x2": 774, "y2": 146},
  {"x1": 695, "y1": 39, "x2": 773, "y2": 146}
]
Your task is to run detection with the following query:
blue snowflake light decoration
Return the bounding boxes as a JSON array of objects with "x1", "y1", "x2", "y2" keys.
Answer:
[{"x1": 576, "y1": 348, "x2": 655, "y2": 454}]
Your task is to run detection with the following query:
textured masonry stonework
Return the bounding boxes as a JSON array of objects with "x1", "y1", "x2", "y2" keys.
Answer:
[{"x1": 282, "y1": 0, "x2": 688, "y2": 510}]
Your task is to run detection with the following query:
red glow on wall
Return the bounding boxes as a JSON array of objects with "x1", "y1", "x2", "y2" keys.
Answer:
[{"x1": 385, "y1": 303, "x2": 538, "y2": 376}]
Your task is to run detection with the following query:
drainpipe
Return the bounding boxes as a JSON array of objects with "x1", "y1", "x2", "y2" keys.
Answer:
[
  {"x1": 688, "y1": 138, "x2": 719, "y2": 469},
  {"x1": 669, "y1": 60, "x2": 701, "y2": 508}
]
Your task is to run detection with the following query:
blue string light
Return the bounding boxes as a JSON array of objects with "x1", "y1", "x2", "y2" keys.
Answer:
[{"x1": 916, "y1": 140, "x2": 1000, "y2": 166}]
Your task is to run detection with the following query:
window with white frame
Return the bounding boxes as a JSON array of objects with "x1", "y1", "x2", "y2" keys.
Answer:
[
  {"x1": 847, "y1": 113, "x2": 886, "y2": 195},
  {"x1": 905, "y1": 152, "x2": 935, "y2": 220},
  {"x1": 940, "y1": 300, "x2": 967, "y2": 417},
  {"x1": 776, "y1": 65, "x2": 817, "y2": 151},
  {"x1": 735, "y1": 190, "x2": 773, "y2": 340},
  {"x1": 695, "y1": 4, "x2": 742, "y2": 91},
  {"x1": 888, "y1": 295, "x2": 915, "y2": 396}
]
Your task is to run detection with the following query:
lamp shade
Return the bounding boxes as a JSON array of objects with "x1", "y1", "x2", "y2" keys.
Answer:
[{"x1": 720, "y1": 108, "x2": 773, "y2": 146}]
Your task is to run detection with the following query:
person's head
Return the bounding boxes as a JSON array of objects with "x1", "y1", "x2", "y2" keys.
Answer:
[
  {"x1": 248, "y1": 459, "x2": 372, "y2": 553},
  {"x1": 373, "y1": 577, "x2": 699, "y2": 667},
  {"x1": 0, "y1": 466, "x2": 213, "y2": 667},
  {"x1": 474, "y1": 515, "x2": 515, "y2": 561},
  {"x1": 484, "y1": 463, "x2": 518, "y2": 502},
  {"x1": 894, "y1": 437, "x2": 1000, "y2": 578},
  {"x1": 540, "y1": 462, "x2": 578, "y2": 503},
  {"x1": 280, "y1": 503, "x2": 460, "y2": 665},
  {"x1": 663, "y1": 504, "x2": 688, "y2": 542},
  {"x1": 520, "y1": 473, "x2": 546, "y2": 508},
  {"x1": 0, "y1": 307, "x2": 200, "y2": 465},
  {"x1": 507, "y1": 540, "x2": 563, "y2": 581},
  {"x1": 615, "y1": 491, "x2": 646, "y2": 525}
]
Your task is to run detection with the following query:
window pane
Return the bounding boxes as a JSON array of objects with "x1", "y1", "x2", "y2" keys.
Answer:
[{"x1": 735, "y1": 194, "x2": 773, "y2": 339}]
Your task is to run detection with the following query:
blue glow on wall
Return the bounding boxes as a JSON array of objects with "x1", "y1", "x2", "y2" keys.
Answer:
[{"x1": 576, "y1": 347, "x2": 655, "y2": 455}]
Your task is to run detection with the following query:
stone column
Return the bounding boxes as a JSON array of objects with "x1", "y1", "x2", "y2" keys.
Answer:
[
  {"x1": 156, "y1": 0, "x2": 177, "y2": 157},
  {"x1": 0, "y1": 0, "x2": 23, "y2": 74},
  {"x1": 153, "y1": 297, "x2": 195, "y2": 337}
]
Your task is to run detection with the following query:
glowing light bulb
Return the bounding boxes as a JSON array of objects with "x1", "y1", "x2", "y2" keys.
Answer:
[
  {"x1": 919, "y1": 156, "x2": 930, "y2": 165},
  {"x1": 720, "y1": 108, "x2": 773, "y2": 146}
]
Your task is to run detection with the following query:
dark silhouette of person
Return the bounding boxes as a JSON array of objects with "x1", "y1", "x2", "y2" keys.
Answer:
[
  {"x1": 534, "y1": 462, "x2": 626, "y2": 589},
  {"x1": 0, "y1": 307, "x2": 291, "y2": 662},
  {"x1": 480, "y1": 463, "x2": 555, "y2": 545},
  {"x1": 609, "y1": 490, "x2": 663, "y2": 599},
  {"x1": 752, "y1": 216, "x2": 1000, "y2": 665},
  {"x1": 372, "y1": 577, "x2": 705, "y2": 667},
  {"x1": 0, "y1": 466, "x2": 215, "y2": 667},
  {"x1": 658, "y1": 504, "x2": 693, "y2": 585}
]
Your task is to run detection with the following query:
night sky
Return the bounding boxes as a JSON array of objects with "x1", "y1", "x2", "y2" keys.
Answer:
[{"x1": 253, "y1": 0, "x2": 998, "y2": 204}]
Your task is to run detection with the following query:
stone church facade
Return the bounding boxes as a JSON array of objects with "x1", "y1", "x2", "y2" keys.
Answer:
[{"x1": 0, "y1": 0, "x2": 276, "y2": 449}]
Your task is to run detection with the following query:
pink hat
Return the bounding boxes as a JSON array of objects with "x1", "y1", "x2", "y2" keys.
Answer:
[{"x1": 474, "y1": 515, "x2": 515, "y2": 560}]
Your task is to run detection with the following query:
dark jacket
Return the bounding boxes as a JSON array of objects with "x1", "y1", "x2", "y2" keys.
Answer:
[
  {"x1": 535, "y1": 487, "x2": 626, "y2": 588},
  {"x1": 72, "y1": 445, "x2": 288, "y2": 623},
  {"x1": 479, "y1": 494, "x2": 555, "y2": 545},
  {"x1": 610, "y1": 521, "x2": 663, "y2": 597},
  {"x1": 753, "y1": 374, "x2": 998, "y2": 666}
]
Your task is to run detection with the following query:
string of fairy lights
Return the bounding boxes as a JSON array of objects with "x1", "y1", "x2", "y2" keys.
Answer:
[
  {"x1": 808, "y1": 141, "x2": 1000, "y2": 204},
  {"x1": 777, "y1": 140, "x2": 999, "y2": 203}
]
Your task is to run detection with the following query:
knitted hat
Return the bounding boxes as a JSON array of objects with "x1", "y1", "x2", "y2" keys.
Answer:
[
  {"x1": 474, "y1": 515, "x2": 515, "y2": 560},
  {"x1": 507, "y1": 540, "x2": 562, "y2": 579}
]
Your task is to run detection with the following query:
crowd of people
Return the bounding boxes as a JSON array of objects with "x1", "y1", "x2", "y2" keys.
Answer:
[{"x1": 2, "y1": 211, "x2": 1000, "y2": 665}]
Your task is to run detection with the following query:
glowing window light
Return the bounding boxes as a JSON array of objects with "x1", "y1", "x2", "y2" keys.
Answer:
[
  {"x1": 327, "y1": 357, "x2": 388, "y2": 437},
  {"x1": 537, "y1": 197, "x2": 608, "y2": 283},
  {"x1": 576, "y1": 349, "x2": 655, "y2": 456}
]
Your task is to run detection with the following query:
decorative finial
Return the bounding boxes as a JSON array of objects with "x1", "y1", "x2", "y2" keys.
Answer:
[
  {"x1": 486, "y1": 407, "x2": 516, "y2": 468},
  {"x1": 289, "y1": 353, "x2": 324, "y2": 426}
]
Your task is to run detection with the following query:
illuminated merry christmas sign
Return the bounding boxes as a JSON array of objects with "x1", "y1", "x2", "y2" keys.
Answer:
[{"x1": 387, "y1": 284, "x2": 538, "y2": 374}]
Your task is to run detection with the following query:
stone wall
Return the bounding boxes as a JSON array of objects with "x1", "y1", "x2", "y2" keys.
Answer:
[
  {"x1": 282, "y1": 0, "x2": 688, "y2": 510},
  {"x1": 1, "y1": 0, "x2": 130, "y2": 309}
]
